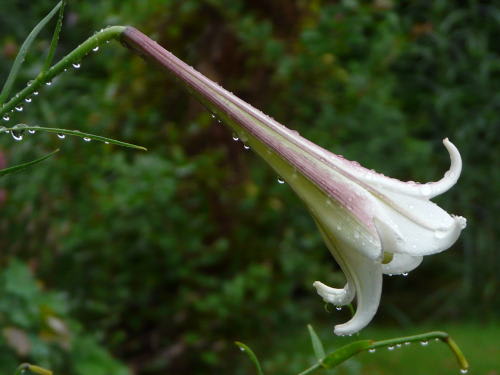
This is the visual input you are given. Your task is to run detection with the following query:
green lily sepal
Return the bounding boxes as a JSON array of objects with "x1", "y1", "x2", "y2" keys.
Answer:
[{"x1": 121, "y1": 27, "x2": 466, "y2": 336}]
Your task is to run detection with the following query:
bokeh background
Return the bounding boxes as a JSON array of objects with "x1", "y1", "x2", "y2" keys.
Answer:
[{"x1": 0, "y1": 0, "x2": 498, "y2": 374}]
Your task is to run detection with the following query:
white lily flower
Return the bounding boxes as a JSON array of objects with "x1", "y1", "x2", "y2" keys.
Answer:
[{"x1": 123, "y1": 28, "x2": 467, "y2": 336}]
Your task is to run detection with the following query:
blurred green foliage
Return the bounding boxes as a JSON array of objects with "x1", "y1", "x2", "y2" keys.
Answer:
[
  {"x1": 0, "y1": 0, "x2": 498, "y2": 374},
  {"x1": 0, "y1": 259, "x2": 129, "y2": 375}
]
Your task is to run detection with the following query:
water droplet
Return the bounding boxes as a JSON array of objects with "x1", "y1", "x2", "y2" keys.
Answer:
[
  {"x1": 11, "y1": 131, "x2": 23, "y2": 141},
  {"x1": 73, "y1": 63, "x2": 81, "y2": 69},
  {"x1": 83, "y1": 137, "x2": 91, "y2": 142},
  {"x1": 105, "y1": 141, "x2": 109, "y2": 144},
  {"x1": 277, "y1": 177, "x2": 285, "y2": 184},
  {"x1": 2, "y1": 115, "x2": 9, "y2": 121},
  {"x1": 33, "y1": 91, "x2": 39, "y2": 96},
  {"x1": 420, "y1": 341, "x2": 429, "y2": 346},
  {"x1": 402, "y1": 272, "x2": 409, "y2": 277},
  {"x1": 336, "y1": 225, "x2": 342, "y2": 231},
  {"x1": 434, "y1": 229, "x2": 447, "y2": 239},
  {"x1": 335, "y1": 306, "x2": 342, "y2": 311},
  {"x1": 435, "y1": 338, "x2": 441, "y2": 342},
  {"x1": 388, "y1": 274, "x2": 393, "y2": 277},
  {"x1": 239, "y1": 347, "x2": 245, "y2": 352},
  {"x1": 45, "y1": 81, "x2": 52, "y2": 86},
  {"x1": 210, "y1": 114, "x2": 215, "y2": 119},
  {"x1": 420, "y1": 184, "x2": 432, "y2": 196},
  {"x1": 396, "y1": 344, "x2": 402, "y2": 348},
  {"x1": 57, "y1": 133, "x2": 66, "y2": 139},
  {"x1": 25, "y1": 98, "x2": 32, "y2": 103},
  {"x1": 28, "y1": 129, "x2": 36, "y2": 134},
  {"x1": 15, "y1": 106, "x2": 23, "y2": 112},
  {"x1": 27, "y1": 81, "x2": 32, "y2": 87},
  {"x1": 460, "y1": 369, "x2": 468, "y2": 374},
  {"x1": 232, "y1": 134, "x2": 239, "y2": 141},
  {"x1": 388, "y1": 346, "x2": 395, "y2": 351},
  {"x1": 92, "y1": 46, "x2": 100, "y2": 52},
  {"x1": 243, "y1": 144, "x2": 251, "y2": 150},
  {"x1": 404, "y1": 342, "x2": 411, "y2": 346},
  {"x1": 368, "y1": 348, "x2": 376, "y2": 353}
]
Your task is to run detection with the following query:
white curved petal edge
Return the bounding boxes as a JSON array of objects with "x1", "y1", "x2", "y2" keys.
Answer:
[{"x1": 121, "y1": 27, "x2": 468, "y2": 336}]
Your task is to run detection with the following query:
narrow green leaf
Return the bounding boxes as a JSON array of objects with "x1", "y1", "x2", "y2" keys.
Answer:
[
  {"x1": 3, "y1": 125, "x2": 147, "y2": 151},
  {"x1": 235, "y1": 342, "x2": 264, "y2": 375},
  {"x1": 43, "y1": 0, "x2": 67, "y2": 72},
  {"x1": 0, "y1": 1, "x2": 63, "y2": 104},
  {"x1": 307, "y1": 324, "x2": 326, "y2": 361},
  {"x1": 321, "y1": 340, "x2": 373, "y2": 369},
  {"x1": 0, "y1": 149, "x2": 59, "y2": 177},
  {"x1": 14, "y1": 364, "x2": 52, "y2": 375}
]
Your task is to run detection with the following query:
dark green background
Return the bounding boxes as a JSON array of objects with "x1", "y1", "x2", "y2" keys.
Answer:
[{"x1": 0, "y1": 0, "x2": 498, "y2": 374}]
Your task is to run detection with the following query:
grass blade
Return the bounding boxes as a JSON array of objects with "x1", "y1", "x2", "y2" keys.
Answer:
[
  {"x1": 43, "y1": 0, "x2": 67, "y2": 72},
  {"x1": 235, "y1": 342, "x2": 264, "y2": 375},
  {"x1": 307, "y1": 324, "x2": 326, "y2": 361},
  {"x1": 4, "y1": 125, "x2": 147, "y2": 151},
  {"x1": 0, "y1": 1, "x2": 63, "y2": 104},
  {"x1": 0, "y1": 149, "x2": 59, "y2": 177}
]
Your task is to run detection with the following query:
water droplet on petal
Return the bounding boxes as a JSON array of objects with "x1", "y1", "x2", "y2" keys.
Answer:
[
  {"x1": 28, "y1": 129, "x2": 36, "y2": 134},
  {"x1": 335, "y1": 306, "x2": 342, "y2": 311},
  {"x1": 460, "y1": 369, "x2": 468, "y2": 374},
  {"x1": 404, "y1": 342, "x2": 411, "y2": 346},
  {"x1": 420, "y1": 341, "x2": 429, "y2": 346},
  {"x1": 25, "y1": 97, "x2": 32, "y2": 103},
  {"x1": 396, "y1": 344, "x2": 402, "y2": 348},
  {"x1": 83, "y1": 137, "x2": 91, "y2": 142},
  {"x1": 277, "y1": 177, "x2": 285, "y2": 184},
  {"x1": 105, "y1": 141, "x2": 109, "y2": 144},
  {"x1": 402, "y1": 272, "x2": 409, "y2": 277},
  {"x1": 243, "y1": 144, "x2": 250, "y2": 150},
  {"x1": 368, "y1": 348, "x2": 376, "y2": 353},
  {"x1": 73, "y1": 63, "x2": 81, "y2": 69},
  {"x1": 45, "y1": 81, "x2": 52, "y2": 86},
  {"x1": 232, "y1": 133, "x2": 239, "y2": 141},
  {"x1": 57, "y1": 133, "x2": 66, "y2": 139},
  {"x1": 420, "y1": 184, "x2": 432, "y2": 196},
  {"x1": 239, "y1": 347, "x2": 245, "y2": 352},
  {"x1": 92, "y1": 46, "x2": 99, "y2": 52},
  {"x1": 2, "y1": 115, "x2": 9, "y2": 121},
  {"x1": 33, "y1": 91, "x2": 39, "y2": 96},
  {"x1": 388, "y1": 346, "x2": 395, "y2": 351},
  {"x1": 15, "y1": 106, "x2": 23, "y2": 112}
]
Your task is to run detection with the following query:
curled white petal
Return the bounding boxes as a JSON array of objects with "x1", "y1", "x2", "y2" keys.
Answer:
[
  {"x1": 313, "y1": 281, "x2": 355, "y2": 306},
  {"x1": 425, "y1": 138, "x2": 462, "y2": 198},
  {"x1": 316, "y1": 219, "x2": 382, "y2": 336}
]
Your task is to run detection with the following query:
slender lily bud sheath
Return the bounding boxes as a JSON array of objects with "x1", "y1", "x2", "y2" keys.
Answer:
[{"x1": 121, "y1": 27, "x2": 467, "y2": 335}]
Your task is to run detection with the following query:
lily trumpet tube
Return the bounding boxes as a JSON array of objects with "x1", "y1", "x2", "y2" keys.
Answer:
[{"x1": 121, "y1": 27, "x2": 467, "y2": 336}]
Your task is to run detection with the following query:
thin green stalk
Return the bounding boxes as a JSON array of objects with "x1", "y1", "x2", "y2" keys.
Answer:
[
  {"x1": 14, "y1": 364, "x2": 52, "y2": 375},
  {"x1": 0, "y1": 149, "x2": 59, "y2": 177},
  {"x1": 0, "y1": 1, "x2": 63, "y2": 104},
  {"x1": 0, "y1": 26, "x2": 126, "y2": 117},
  {"x1": 43, "y1": 0, "x2": 67, "y2": 72},
  {"x1": 1, "y1": 125, "x2": 147, "y2": 150},
  {"x1": 367, "y1": 330, "x2": 469, "y2": 371}
]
